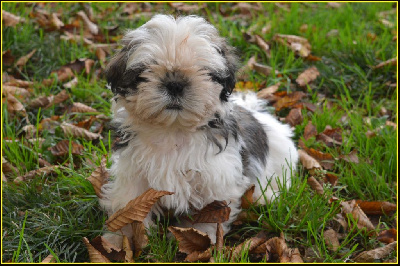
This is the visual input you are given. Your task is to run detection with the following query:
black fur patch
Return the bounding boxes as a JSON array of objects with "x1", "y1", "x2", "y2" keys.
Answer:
[{"x1": 110, "y1": 121, "x2": 134, "y2": 151}]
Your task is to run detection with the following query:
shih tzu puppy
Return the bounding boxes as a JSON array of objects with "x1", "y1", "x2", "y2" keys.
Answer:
[{"x1": 100, "y1": 14, "x2": 298, "y2": 246}]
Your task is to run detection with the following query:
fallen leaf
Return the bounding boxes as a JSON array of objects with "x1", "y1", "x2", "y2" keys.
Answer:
[
  {"x1": 323, "y1": 229, "x2": 340, "y2": 251},
  {"x1": 41, "y1": 254, "x2": 56, "y2": 263},
  {"x1": 324, "y1": 173, "x2": 338, "y2": 186},
  {"x1": 14, "y1": 165, "x2": 60, "y2": 183},
  {"x1": 254, "y1": 35, "x2": 271, "y2": 57},
  {"x1": 61, "y1": 122, "x2": 102, "y2": 140},
  {"x1": 296, "y1": 66, "x2": 320, "y2": 87},
  {"x1": 327, "y1": 2, "x2": 343, "y2": 8},
  {"x1": 47, "y1": 89, "x2": 70, "y2": 107},
  {"x1": 122, "y1": 236, "x2": 134, "y2": 262},
  {"x1": 354, "y1": 200, "x2": 396, "y2": 216},
  {"x1": 288, "y1": 248, "x2": 303, "y2": 263},
  {"x1": 216, "y1": 223, "x2": 224, "y2": 252},
  {"x1": 131, "y1": 221, "x2": 148, "y2": 257},
  {"x1": 106, "y1": 189, "x2": 174, "y2": 231},
  {"x1": 89, "y1": 235, "x2": 126, "y2": 262},
  {"x1": 274, "y1": 91, "x2": 306, "y2": 111},
  {"x1": 377, "y1": 229, "x2": 397, "y2": 244},
  {"x1": 298, "y1": 149, "x2": 321, "y2": 170},
  {"x1": 2, "y1": 85, "x2": 31, "y2": 99},
  {"x1": 379, "y1": 19, "x2": 395, "y2": 28},
  {"x1": 49, "y1": 140, "x2": 84, "y2": 156},
  {"x1": 168, "y1": 226, "x2": 211, "y2": 254},
  {"x1": 326, "y1": 29, "x2": 339, "y2": 38},
  {"x1": 307, "y1": 176, "x2": 324, "y2": 195},
  {"x1": 169, "y1": 2, "x2": 206, "y2": 12},
  {"x1": 87, "y1": 157, "x2": 109, "y2": 198},
  {"x1": 4, "y1": 94, "x2": 26, "y2": 116},
  {"x1": 2, "y1": 10, "x2": 25, "y2": 27},
  {"x1": 82, "y1": 237, "x2": 111, "y2": 263},
  {"x1": 273, "y1": 34, "x2": 311, "y2": 57},
  {"x1": 77, "y1": 11, "x2": 99, "y2": 35},
  {"x1": 373, "y1": 58, "x2": 396, "y2": 69},
  {"x1": 63, "y1": 77, "x2": 78, "y2": 88},
  {"x1": 316, "y1": 133, "x2": 342, "y2": 147},
  {"x1": 241, "y1": 184, "x2": 255, "y2": 209},
  {"x1": 70, "y1": 102, "x2": 98, "y2": 113},
  {"x1": 50, "y1": 13, "x2": 64, "y2": 29},
  {"x1": 353, "y1": 241, "x2": 397, "y2": 262},
  {"x1": 257, "y1": 83, "x2": 281, "y2": 99},
  {"x1": 2, "y1": 156, "x2": 20, "y2": 176},
  {"x1": 253, "y1": 62, "x2": 280, "y2": 77},
  {"x1": 338, "y1": 150, "x2": 359, "y2": 164},
  {"x1": 254, "y1": 236, "x2": 291, "y2": 262},
  {"x1": 15, "y1": 49, "x2": 37, "y2": 69},
  {"x1": 341, "y1": 200, "x2": 375, "y2": 232},
  {"x1": 185, "y1": 248, "x2": 212, "y2": 262},
  {"x1": 191, "y1": 200, "x2": 231, "y2": 224},
  {"x1": 232, "y1": 232, "x2": 267, "y2": 261},
  {"x1": 28, "y1": 95, "x2": 52, "y2": 109},
  {"x1": 4, "y1": 78, "x2": 34, "y2": 88},
  {"x1": 96, "y1": 47, "x2": 107, "y2": 65},
  {"x1": 61, "y1": 31, "x2": 94, "y2": 46},
  {"x1": 3, "y1": 50, "x2": 15, "y2": 66},
  {"x1": 303, "y1": 147, "x2": 335, "y2": 170},
  {"x1": 304, "y1": 121, "x2": 318, "y2": 140},
  {"x1": 285, "y1": 108, "x2": 303, "y2": 127}
]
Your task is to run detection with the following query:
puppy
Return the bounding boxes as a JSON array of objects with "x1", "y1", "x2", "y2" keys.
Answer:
[{"x1": 100, "y1": 14, "x2": 298, "y2": 246}]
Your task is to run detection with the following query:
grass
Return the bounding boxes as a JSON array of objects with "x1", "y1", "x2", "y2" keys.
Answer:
[{"x1": 2, "y1": 2, "x2": 397, "y2": 263}]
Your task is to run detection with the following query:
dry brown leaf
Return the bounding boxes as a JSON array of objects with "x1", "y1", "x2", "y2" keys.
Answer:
[
  {"x1": 254, "y1": 35, "x2": 270, "y2": 57},
  {"x1": 324, "y1": 173, "x2": 338, "y2": 186},
  {"x1": 2, "y1": 156, "x2": 20, "y2": 176},
  {"x1": 106, "y1": 189, "x2": 174, "y2": 232},
  {"x1": 298, "y1": 149, "x2": 322, "y2": 170},
  {"x1": 122, "y1": 236, "x2": 134, "y2": 262},
  {"x1": 70, "y1": 102, "x2": 98, "y2": 113},
  {"x1": 296, "y1": 66, "x2": 320, "y2": 87},
  {"x1": 216, "y1": 223, "x2": 224, "y2": 252},
  {"x1": 273, "y1": 34, "x2": 311, "y2": 57},
  {"x1": 131, "y1": 221, "x2": 148, "y2": 257},
  {"x1": 232, "y1": 232, "x2": 267, "y2": 261},
  {"x1": 61, "y1": 122, "x2": 102, "y2": 140},
  {"x1": 38, "y1": 157, "x2": 52, "y2": 167},
  {"x1": 257, "y1": 83, "x2": 280, "y2": 99},
  {"x1": 307, "y1": 176, "x2": 324, "y2": 195},
  {"x1": 41, "y1": 254, "x2": 55, "y2": 263},
  {"x1": 4, "y1": 78, "x2": 34, "y2": 88},
  {"x1": 274, "y1": 91, "x2": 306, "y2": 111},
  {"x1": 47, "y1": 89, "x2": 70, "y2": 107},
  {"x1": 379, "y1": 19, "x2": 395, "y2": 28},
  {"x1": 323, "y1": 229, "x2": 340, "y2": 251},
  {"x1": 354, "y1": 200, "x2": 396, "y2": 216},
  {"x1": 77, "y1": 10, "x2": 99, "y2": 35},
  {"x1": 303, "y1": 147, "x2": 334, "y2": 170},
  {"x1": 90, "y1": 235, "x2": 126, "y2": 262},
  {"x1": 3, "y1": 85, "x2": 31, "y2": 100},
  {"x1": 327, "y1": 2, "x2": 343, "y2": 8},
  {"x1": 3, "y1": 50, "x2": 15, "y2": 66},
  {"x1": 185, "y1": 248, "x2": 212, "y2": 262},
  {"x1": 377, "y1": 229, "x2": 397, "y2": 244},
  {"x1": 354, "y1": 241, "x2": 397, "y2": 262},
  {"x1": 191, "y1": 200, "x2": 231, "y2": 224},
  {"x1": 316, "y1": 133, "x2": 342, "y2": 147},
  {"x1": 50, "y1": 140, "x2": 84, "y2": 156},
  {"x1": 3, "y1": 10, "x2": 25, "y2": 27},
  {"x1": 288, "y1": 248, "x2": 303, "y2": 263},
  {"x1": 96, "y1": 47, "x2": 107, "y2": 65},
  {"x1": 254, "y1": 236, "x2": 291, "y2": 262},
  {"x1": 338, "y1": 150, "x2": 359, "y2": 164},
  {"x1": 61, "y1": 31, "x2": 94, "y2": 46},
  {"x1": 304, "y1": 121, "x2": 318, "y2": 140},
  {"x1": 341, "y1": 200, "x2": 375, "y2": 232},
  {"x1": 373, "y1": 58, "x2": 396, "y2": 69},
  {"x1": 322, "y1": 126, "x2": 343, "y2": 142},
  {"x1": 50, "y1": 13, "x2": 64, "y2": 29},
  {"x1": 169, "y1": 2, "x2": 206, "y2": 12},
  {"x1": 326, "y1": 29, "x2": 339, "y2": 38},
  {"x1": 285, "y1": 108, "x2": 303, "y2": 127},
  {"x1": 16, "y1": 49, "x2": 37, "y2": 69},
  {"x1": 4, "y1": 94, "x2": 26, "y2": 116},
  {"x1": 28, "y1": 95, "x2": 52, "y2": 109},
  {"x1": 87, "y1": 157, "x2": 109, "y2": 198},
  {"x1": 168, "y1": 226, "x2": 211, "y2": 254},
  {"x1": 63, "y1": 77, "x2": 78, "y2": 88},
  {"x1": 241, "y1": 184, "x2": 255, "y2": 209},
  {"x1": 2, "y1": 173, "x2": 7, "y2": 182},
  {"x1": 82, "y1": 237, "x2": 111, "y2": 263},
  {"x1": 14, "y1": 165, "x2": 60, "y2": 183},
  {"x1": 253, "y1": 62, "x2": 280, "y2": 77}
]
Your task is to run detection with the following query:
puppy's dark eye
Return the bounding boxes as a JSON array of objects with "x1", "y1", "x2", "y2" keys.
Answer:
[{"x1": 216, "y1": 47, "x2": 225, "y2": 57}]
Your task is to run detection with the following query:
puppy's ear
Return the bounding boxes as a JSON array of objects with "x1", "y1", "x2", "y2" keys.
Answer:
[
  {"x1": 217, "y1": 42, "x2": 239, "y2": 102},
  {"x1": 104, "y1": 49, "x2": 128, "y2": 95}
]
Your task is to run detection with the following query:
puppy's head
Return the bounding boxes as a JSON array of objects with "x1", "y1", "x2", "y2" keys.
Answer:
[{"x1": 105, "y1": 15, "x2": 238, "y2": 130}]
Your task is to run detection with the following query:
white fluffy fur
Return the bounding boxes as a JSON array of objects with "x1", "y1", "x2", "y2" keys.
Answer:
[{"x1": 99, "y1": 15, "x2": 298, "y2": 247}]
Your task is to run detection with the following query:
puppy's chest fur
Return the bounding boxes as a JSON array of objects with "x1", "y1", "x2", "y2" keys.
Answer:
[{"x1": 109, "y1": 105, "x2": 268, "y2": 214}]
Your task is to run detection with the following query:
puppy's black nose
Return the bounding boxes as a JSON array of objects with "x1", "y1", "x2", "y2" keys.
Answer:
[{"x1": 165, "y1": 81, "x2": 185, "y2": 97}]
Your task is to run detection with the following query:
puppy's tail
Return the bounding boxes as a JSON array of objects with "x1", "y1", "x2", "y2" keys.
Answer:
[{"x1": 229, "y1": 91, "x2": 269, "y2": 112}]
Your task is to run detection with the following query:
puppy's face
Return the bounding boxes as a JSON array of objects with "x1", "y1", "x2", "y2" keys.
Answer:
[{"x1": 105, "y1": 15, "x2": 238, "y2": 130}]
